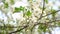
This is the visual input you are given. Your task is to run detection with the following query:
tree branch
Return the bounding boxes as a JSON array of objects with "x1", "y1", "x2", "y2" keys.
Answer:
[
  {"x1": 9, "y1": 10, "x2": 60, "y2": 34},
  {"x1": 9, "y1": 25, "x2": 28, "y2": 34},
  {"x1": 39, "y1": 0, "x2": 45, "y2": 19}
]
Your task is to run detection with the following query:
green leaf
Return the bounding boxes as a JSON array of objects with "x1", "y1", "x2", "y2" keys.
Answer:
[
  {"x1": 45, "y1": 0, "x2": 48, "y2": 4},
  {"x1": 14, "y1": 7, "x2": 20, "y2": 13},
  {"x1": 10, "y1": 0, "x2": 14, "y2": 5},
  {"x1": 57, "y1": 22, "x2": 60, "y2": 26},
  {"x1": 2, "y1": 0, "x2": 5, "y2": 3},
  {"x1": 15, "y1": 7, "x2": 20, "y2": 12},
  {"x1": 14, "y1": 6, "x2": 25, "y2": 13},
  {"x1": 19, "y1": 6, "x2": 25, "y2": 11},
  {"x1": 26, "y1": 10, "x2": 32, "y2": 17},
  {"x1": 51, "y1": 9, "x2": 56, "y2": 17},
  {"x1": 52, "y1": 10, "x2": 56, "y2": 16},
  {"x1": 38, "y1": 24, "x2": 47, "y2": 32},
  {"x1": 0, "y1": 27, "x2": 5, "y2": 30},
  {"x1": 50, "y1": 7, "x2": 57, "y2": 18},
  {"x1": 4, "y1": 2, "x2": 8, "y2": 8}
]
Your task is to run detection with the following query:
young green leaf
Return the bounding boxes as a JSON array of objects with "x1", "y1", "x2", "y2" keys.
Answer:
[
  {"x1": 26, "y1": 10, "x2": 32, "y2": 17},
  {"x1": 14, "y1": 7, "x2": 20, "y2": 13},
  {"x1": 45, "y1": 0, "x2": 48, "y2": 4},
  {"x1": 38, "y1": 24, "x2": 47, "y2": 32},
  {"x1": 4, "y1": 2, "x2": 8, "y2": 8},
  {"x1": 57, "y1": 22, "x2": 60, "y2": 26},
  {"x1": 51, "y1": 9, "x2": 56, "y2": 17},
  {"x1": 19, "y1": 6, "x2": 25, "y2": 11},
  {"x1": 14, "y1": 6, "x2": 25, "y2": 13},
  {"x1": 10, "y1": 0, "x2": 14, "y2": 5}
]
